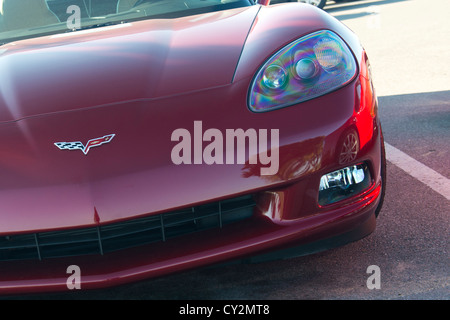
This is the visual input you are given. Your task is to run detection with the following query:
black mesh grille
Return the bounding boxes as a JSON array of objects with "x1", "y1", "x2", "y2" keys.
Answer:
[{"x1": 0, "y1": 195, "x2": 255, "y2": 261}]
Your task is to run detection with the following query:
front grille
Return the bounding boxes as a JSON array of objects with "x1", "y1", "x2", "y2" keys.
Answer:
[{"x1": 0, "y1": 195, "x2": 255, "y2": 262}]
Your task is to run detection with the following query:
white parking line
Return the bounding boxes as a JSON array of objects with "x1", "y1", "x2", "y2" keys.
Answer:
[{"x1": 384, "y1": 143, "x2": 450, "y2": 201}]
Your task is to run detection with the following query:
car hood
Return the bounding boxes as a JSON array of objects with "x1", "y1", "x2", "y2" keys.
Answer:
[
  {"x1": 0, "y1": 5, "x2": 259, "y2": 122},
  {"x1": 0, "y1": 5, "x2": 265, "y2": 233},
  {"x1": 0, "y1": 4, "x2": 358, "y2": 234}
]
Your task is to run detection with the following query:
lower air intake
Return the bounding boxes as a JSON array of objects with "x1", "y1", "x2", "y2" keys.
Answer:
[{"x1": 0, "y1": 195, "x2": 255, "y2": 261}]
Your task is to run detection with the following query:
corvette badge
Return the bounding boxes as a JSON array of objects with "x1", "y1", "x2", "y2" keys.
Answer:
[{"x1": 54, "y1": 134, "x2": 115, "y2": 155}]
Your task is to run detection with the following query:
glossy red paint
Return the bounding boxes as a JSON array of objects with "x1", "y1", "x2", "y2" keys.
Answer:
[
  {"x1": 256, "y1": 0, "x2": 271, "y2": 5},
  {"x1": 0, "y1": 3, "x2": 385, "y2": 294}
]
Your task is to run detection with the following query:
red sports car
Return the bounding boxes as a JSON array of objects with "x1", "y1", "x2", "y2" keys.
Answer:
[{"x1": 0, "y1": 0, "x2": 385, "y2": 294}]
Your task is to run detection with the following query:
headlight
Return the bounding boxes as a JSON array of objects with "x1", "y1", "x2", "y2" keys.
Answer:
[{"x1": 248, "y1": 30, "x2": 357, "y2": 112}]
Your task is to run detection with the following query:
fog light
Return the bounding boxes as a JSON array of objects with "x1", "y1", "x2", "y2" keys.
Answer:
[{"x1": 318, "y1": 163, "x2": 371, "y2": 205}]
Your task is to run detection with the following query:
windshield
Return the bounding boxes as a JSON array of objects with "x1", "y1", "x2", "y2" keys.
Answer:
[{"x1": 0, "y1": 0, "x2": 253, "y2": 44}]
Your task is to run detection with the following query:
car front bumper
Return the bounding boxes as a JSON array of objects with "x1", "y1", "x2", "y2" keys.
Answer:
[{"x1": 0, "y1": 55, "x2": 384, "y2": 293}]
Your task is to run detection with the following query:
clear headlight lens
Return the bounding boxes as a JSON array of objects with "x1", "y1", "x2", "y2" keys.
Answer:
[
  {"x1": 249, "y1": 30, "x2": 357, "y2": 112},
  {"x1": 262, "y1": 65, "x2": 288, "y2": 89}
]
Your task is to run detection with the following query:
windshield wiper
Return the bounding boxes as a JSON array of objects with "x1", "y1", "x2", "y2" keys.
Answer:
[{"x1": 66, "y1": 21, "x2": 127, "y2": 33}]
